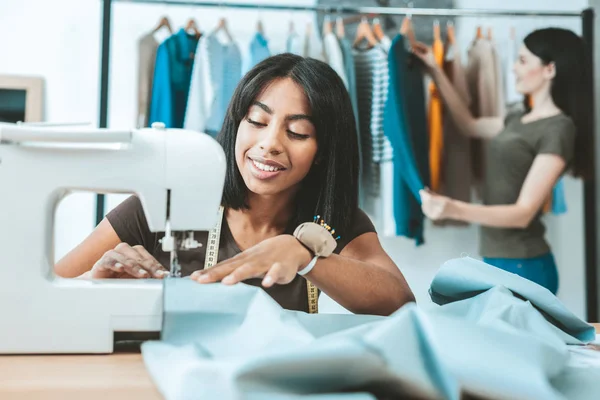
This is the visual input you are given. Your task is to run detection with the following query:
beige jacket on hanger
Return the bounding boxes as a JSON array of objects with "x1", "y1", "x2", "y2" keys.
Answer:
[
  {"x1": 437, "y1": 40, "x2": 472, "y2": 226},
  {"x1": 466, "y1": 38, "x2": 505, "y2": 186},
  {"x1": 137, "y1": 33, "x2": 159, "y2": 128}
]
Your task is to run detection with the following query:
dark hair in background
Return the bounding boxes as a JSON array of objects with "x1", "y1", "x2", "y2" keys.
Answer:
[
  {"x1": 217, "y1": 54, "x2": 360, "y2": 235},
  {"x1": 523, "y1": 27, "x2": 591, "y2": 179}
]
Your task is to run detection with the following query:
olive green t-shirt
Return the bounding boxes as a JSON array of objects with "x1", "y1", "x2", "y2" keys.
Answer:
[
  {"x1": 106, "y1": 196, "x2": 376, "y2": 312},
  {"x1": 480, "y1": 111, "x2": 576, "y2": 258}
]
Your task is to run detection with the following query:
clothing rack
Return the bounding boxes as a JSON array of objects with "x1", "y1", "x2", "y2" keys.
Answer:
[{"x1": 97, "y1": 0, "x2": 598, "y2": 321}]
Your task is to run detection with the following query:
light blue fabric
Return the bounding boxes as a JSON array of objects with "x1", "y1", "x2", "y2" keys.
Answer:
[
  {"x1": 244, "y1": 32, "x2": 271, "y2": 75},
  {"x1": 484, "y1": 252, "x2": 559, "y2": 294},
  {"x1": 430, "y1": 256, "x2": 595, "y2": 343},
  {"x1": 149, "y1": 29, "x2": 198, "y2": 128},
  {"x1": 143, "y1": 279, "x2": 459, "y2": 400},
  {"x1": 205, "y1": 35, "x2": 242, "y2": 136},
  {"x1": 141, "y1": 259, "x2": 600, "y2": 400},
  {"x1": 552, "y1": 177, "x2": 568, "y2": 215},
  {"x1": 384, "y1": 34, "x2": 429, "y2": 244}
]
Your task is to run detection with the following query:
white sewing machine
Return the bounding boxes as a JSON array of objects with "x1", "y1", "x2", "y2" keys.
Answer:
[{"x1": 0, "y1": 123, "x2": 226, "y2": 354}]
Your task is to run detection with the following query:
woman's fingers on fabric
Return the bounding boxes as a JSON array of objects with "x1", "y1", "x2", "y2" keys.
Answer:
[
  {"x1": 221, "y1": 263, "x2": 266, "y2": 285},
  {"x1": 194, "y1": 264, "x2": 237, "y2": 284},
  {"x1": 132, "y1": 245, "x2": 168, "y2": 278},
  {"x1": 113, "y1": 242, "x2": 152, "y2": 278},
  {"x1": 262, "y1": 262, "x2": 294, "y2": 288},
  {"x1": 93, "y1": 250, "x2": 137, "y2": 278}
]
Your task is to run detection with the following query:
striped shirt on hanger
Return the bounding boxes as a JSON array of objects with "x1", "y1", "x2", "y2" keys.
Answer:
[{"x1": 354, "y1": 45, "x2": 393, "y2": 197}]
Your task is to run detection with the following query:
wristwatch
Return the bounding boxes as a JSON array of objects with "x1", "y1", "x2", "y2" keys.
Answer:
[{"x1": 293, "y1": 217, "x2": 338, "y2": 276}]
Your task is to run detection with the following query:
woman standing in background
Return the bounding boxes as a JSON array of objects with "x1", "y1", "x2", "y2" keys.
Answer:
[{"x1": 412, "y1": 28, "x2": 591, "y2": 294}]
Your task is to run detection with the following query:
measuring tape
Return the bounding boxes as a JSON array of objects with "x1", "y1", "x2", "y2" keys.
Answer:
[{"x1": 203, "y1": 206, "x2": 318, "y2": 314}]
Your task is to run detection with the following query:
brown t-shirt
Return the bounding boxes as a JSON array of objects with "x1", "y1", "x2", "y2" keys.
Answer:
[
  {"x1": 106, "y1": 196, "x2": 376, "y2": 312},
  {"x1": 480, "y1": 111, "x2": 576, "y2": 258}
]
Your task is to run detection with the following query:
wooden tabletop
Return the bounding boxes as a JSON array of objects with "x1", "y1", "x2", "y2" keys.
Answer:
[
  {"x1": 1, "y1": 324, "x2": 599, "y2": 399},
  {"x1": 0, "y1": 353, "x2": 162, "y2": 400}
]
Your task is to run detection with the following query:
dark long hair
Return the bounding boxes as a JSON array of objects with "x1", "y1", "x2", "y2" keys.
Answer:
[
  {"x1": 524, "y1": 28, "x2": 591, "y2": 179},
  {"x1": 217, "y1": 54, "x2": 359, "y2": 235}
]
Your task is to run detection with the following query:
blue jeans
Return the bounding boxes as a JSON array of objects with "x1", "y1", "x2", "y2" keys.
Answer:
[{"x1": 483, "y1": 253, "x2": 559, "y2": 295}]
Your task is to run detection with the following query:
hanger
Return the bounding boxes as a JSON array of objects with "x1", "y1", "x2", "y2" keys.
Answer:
[
  {"x1": 446, "y1": 21, "x2": 455, "y2": 45},
  {"x1": 475, "y1": 26, "x2": 483, "y2": 39},
  {"x1": 353, "y1": 17, "x2": 378, "y2": 48},
  {"x1": 185, "y1": 18, "x2": 201, "y2": 39},
  {"x1": 400, "y1": 16, "x2": 416, "y2": 47},
  {"x1": 152, "y1": 16, "x2": 173, "y2": 34},
  {"x1": 487, "y1": 27, "x2": 493, "y2": 40},
  {"x1": 256, "y1": 9, "x2": 265, "y2": 35},
  {"x1": 336, "y1": 15, "x2": 345, "y2": 39},
  {"x1": 323, "y1": 14, "x2": 333, "y2": 36},
  {"x1": 372, "y1": 17, "x2": 385, "y2": 42},
  {"x1": 433, "y1": 20, "x2": 441, "y2": 41},
  {"x1": 213, "y1": 17, "x2": 234, "y2": 43}
]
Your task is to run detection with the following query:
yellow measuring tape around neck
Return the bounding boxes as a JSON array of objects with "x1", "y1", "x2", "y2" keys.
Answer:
[{"x1": 204, "y1": 206, "x2": 318, "y2": 314}]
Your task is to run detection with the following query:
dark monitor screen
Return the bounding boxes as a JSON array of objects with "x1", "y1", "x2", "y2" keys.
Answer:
[{"x1": 0, "y1": 88, "x2": 27, "y2": 123}]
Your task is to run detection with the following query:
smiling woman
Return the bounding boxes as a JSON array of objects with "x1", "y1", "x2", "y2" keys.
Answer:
[{"x1": 54, "y1": 54, "x2": 415, "y2": 316}]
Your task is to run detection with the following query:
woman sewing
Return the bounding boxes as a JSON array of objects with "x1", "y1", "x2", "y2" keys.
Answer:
[
  {"x1": 55, "y1": 54, "x2": 415, "y2": 316},
  {"x1": 412, "y1": 28, "x2": 590, "y2": 294}
]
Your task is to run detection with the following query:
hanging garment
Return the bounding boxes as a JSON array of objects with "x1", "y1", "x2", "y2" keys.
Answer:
[
  {"x1": 286, "y1": 31, "x2": 303, "y2": 55},
  {"x1": 149, "y1": 29, "x2": 199, "y2": 129},
  {"x1": 322, "y1": 32, "x2": 348, "y2": 88},
  {"x1": 436, "y1": 39, "x2": 472, "y2": 225},
  {"x1": 339, "y1": 38, "x2": 363, "y2": 207},
  {"x1": 466, "y1": 38, "x2": 505, "y2": 185},
  {"x1": 203, "y1": 34, "x2": 242, "y2": 136},
  {"x1": 244, "y1": 32, "x2": 271, "y2": 74},
  {"x1": 384, "y1": 34, "x2": 429, "y2": 245},
  {"x1": 353, "y1": 45, "x2": 392, "y2": 200},
  {"x1": 552, "y1": 177, "x2": 568, "y2": 215},
  {"x1": 137, "y1": 33, "x2": 159, "y2": 128},
  {"x1": 379, "y1": 35, "x2": 392, "y2": 53},
  {"x1": 184, "y1": 35, "x2": 212, "y2": 133},
  {"x1": 428, "y1": 35, "x2": 445, "y2": 192}
]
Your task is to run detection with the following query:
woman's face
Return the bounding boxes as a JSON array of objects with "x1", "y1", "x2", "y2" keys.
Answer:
[
  {"x1": 235, "y1": 78, "x2": 318, "y2": 198},
  {"x1": 513, "y1": 45, "x2": 555, "y2": 95}
]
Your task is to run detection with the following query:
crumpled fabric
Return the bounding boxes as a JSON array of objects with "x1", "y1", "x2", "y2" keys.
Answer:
[
  {"x1": 429, "y1": 257, "x2": 595, "y2": 344},
  {"x1": 142, "y1": 257, "x2": 597, "y2": 400}
]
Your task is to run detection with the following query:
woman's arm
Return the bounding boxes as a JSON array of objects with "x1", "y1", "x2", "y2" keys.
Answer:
[
  {"x1": 305, "y1": 233, "x2": 415, "y2": 316},
  {"x1": 55, "y1": 219, "x2": 122, "y2": 277},
  {"x1": 191, "y1": 233, "x2": 415, "y2": 316},
  {"x1": 55, "y1": 218, "x2": 167, "y2": 279},
  {"x1": 421, "y1": 154, "x2": 566, "y2": 228},
  {"x1": 412, "y1": 42, "x2": 504, "y2": 139}
]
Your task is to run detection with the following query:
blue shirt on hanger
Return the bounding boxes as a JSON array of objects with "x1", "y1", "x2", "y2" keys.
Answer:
[
  {"x1": 149, "y1": 29, "x2": 198, "y2": 128},
  {"x1": 244, "y1": 32, "x2": 270, "y2": 74},
  {"x1": 384, "y1": 34, "x2": 430, "y2": 245},
  {"x1": 204, "y1": 34, "x2": 242, "y2": 136}
]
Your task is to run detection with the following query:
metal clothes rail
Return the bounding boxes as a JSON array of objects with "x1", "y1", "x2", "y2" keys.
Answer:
[{"x1": 97, "y1": 0, "x2": 598, "y2": 322}]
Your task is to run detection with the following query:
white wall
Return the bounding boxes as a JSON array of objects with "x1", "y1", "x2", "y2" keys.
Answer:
[{"x1": 0, "y1": 0, "x2": 590, "y2": 318}]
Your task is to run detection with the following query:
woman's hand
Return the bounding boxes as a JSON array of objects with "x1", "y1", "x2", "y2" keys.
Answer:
[
  {"x1": 191, "y1": 235, "x2": 313, "y2": 287},
  {"x1": 419, "y1": 189, "x2": 455, "y2": 221},
  {"x1": 411, "y1": 41, "x2": 437, "y2": 72},
  {"x1": 90, "y1": 242, "x2": 169, "y2": 279}
]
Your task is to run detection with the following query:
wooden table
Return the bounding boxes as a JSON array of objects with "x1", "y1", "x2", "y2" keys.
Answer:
[{"x1": 2, "y1": 324, "x2": 599, "y2": 399}]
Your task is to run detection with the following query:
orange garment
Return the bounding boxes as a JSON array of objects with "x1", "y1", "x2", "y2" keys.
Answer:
[{"x1": 429, "y1": 34, "x2": 445, "y2": 191}]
